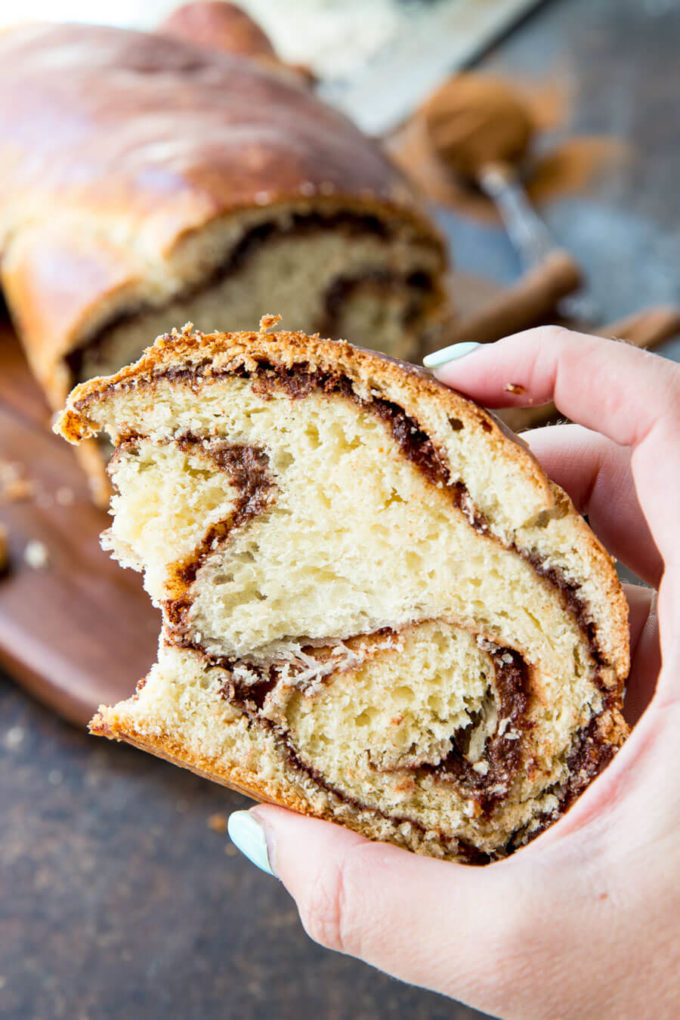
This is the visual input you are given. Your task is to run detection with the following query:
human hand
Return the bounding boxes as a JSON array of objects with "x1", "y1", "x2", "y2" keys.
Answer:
[{"x1": 228, "y1": 328, "x2": 679, "y2": 1018}]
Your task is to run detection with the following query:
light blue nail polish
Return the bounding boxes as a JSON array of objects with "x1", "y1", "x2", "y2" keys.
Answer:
[
  {"x1": 423, "y1": 341, "x2": 482, "y2": 369},
  {"x1": 228, "y1": 811, "x2": 274, "y2": 876}
]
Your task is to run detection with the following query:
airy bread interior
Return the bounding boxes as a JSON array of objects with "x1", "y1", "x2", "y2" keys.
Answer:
[{"x1": 57, "y1": 325, "x2": 629, "y2": 861}]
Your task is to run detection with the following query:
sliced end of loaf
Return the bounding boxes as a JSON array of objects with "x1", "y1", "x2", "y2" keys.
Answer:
[{"x1": 59, "y1": 323, "x2": 629, "y2": 860}]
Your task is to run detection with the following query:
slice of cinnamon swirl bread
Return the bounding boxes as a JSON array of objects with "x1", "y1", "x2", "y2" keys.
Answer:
[{"x1": 56, "y1": 322, "x2": 629, "y2": 862}]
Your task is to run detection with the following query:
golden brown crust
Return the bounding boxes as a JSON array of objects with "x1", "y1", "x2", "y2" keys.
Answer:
[
  {"x1": 90, "y1": 681, "x2": 630, "y2": 861},
  {"x1": 159, "y1": 1, "x2": 279, "y2": 63},
  {"x1": 89, "y1": 708, "x2": 447, "y2": 857},
  {"x1": 58, "y1": 322, "x2": 553, "y2": 527},
  {"x1": 90, "y1": 709, "x2": 310, "y2": 812},
  {"x1": 158, "y1": 2, "x2": 315, "y2": 87},
  {"x1": 0, "y1": 21, "x2": 445, "y2": 412},
  {"x1": 58, "y1": 322, "x2": 528, "y2": 451},
  {"x1": 56, "y1": 321, "x2": 566, "y2": 534}
]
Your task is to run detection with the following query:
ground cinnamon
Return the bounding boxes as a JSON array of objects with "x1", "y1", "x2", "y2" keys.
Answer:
[
  {"x1": 421, "y1": 74, "x2": 533, "y2": 179},
  {"x1": 387, "y1": 73, "x2": 628, "y2": 221}
]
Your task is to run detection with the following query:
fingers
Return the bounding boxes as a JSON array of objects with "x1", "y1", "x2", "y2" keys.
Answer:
[
  {"x1": 251, "y1": 804, "x2": 526, "y2": 1008},
  {"x1": 624, "y1": 583, "x2": 660, "y2": 726},
  {"x1": 429, "y1": 328, "x2": 680, "y2": 567},
  {"x1": 431, "y1": 328, "x2": 679, "y2": 446},
  {"x1": 525, "y1": 424, "x2": 662, "y2": 586},
  {"x1": 525, "y1": 427, "x2": 662, "y2": 720}
]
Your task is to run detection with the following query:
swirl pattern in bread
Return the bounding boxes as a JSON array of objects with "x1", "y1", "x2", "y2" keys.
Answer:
[{"x1": 56, "y1": 322, "x2": 629, "y2": 861}]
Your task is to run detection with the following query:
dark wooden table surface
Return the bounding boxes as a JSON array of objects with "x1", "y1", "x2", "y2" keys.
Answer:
[{"x1": 2, "y1": 1, "x2": 680, "y2": 1016}]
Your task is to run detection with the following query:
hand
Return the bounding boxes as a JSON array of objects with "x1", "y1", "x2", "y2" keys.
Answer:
[{"x1": 228, "y1": 328, "x2": 680, "y2": 1018}]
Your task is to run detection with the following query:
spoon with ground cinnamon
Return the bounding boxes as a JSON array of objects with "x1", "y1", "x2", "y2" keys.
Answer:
[{"x1": 422, "y1": 73, "x2": 597, "y2": 320}]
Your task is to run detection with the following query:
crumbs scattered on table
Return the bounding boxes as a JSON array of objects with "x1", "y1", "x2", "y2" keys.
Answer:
[
  {"x1": 208, "y1": 812, "x2": 228, "y2": 834},
  {"x1": 0, "y1": 460, "x2": 34, "y2": 503},
  {"x1": 0, "y1": 460, "x2": 77, "y2": 508},
  {"x1": 55, "y1": 486, "x2": 75, "y2": 507},
  {"x1": 3, "y1": 725, "x2": 24, "y2": 750},
  {"x1": 36, "y1": 484, "x2": 78, "y2": 510},
  {"x1": 24, "y1": 539, "x2": 49, "y2": 570}
]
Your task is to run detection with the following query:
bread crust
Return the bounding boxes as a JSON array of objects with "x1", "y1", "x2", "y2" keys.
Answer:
[
  {"x1": 90, "y1": 683, "x2": 629, "y2": 861},
  {"x1": 159, "y1": 2, "x2": 280, "y2": 63},
  {"x1": 90, "y1": 709, "x2": 311, "y2": 813},
  {"x1": 58, "y1": 323, "x2": 630, "y2": 859}
]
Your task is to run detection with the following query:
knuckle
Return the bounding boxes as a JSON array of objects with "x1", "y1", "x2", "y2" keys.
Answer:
[
  {"x1": 543, "y1": 323, "x2": 574, "y2": 343},
  {"x1": 521, "y1": 323, "x2": 573, "y2": 347},
  {"x1": 299, "y1": 855, "x2": 360, "y2": 954},
  {"x1": 480, "y1": 887, "x2": 541, "y2": 995}
]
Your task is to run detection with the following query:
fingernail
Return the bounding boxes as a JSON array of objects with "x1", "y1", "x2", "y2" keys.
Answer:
[
  {"x1": 228, "y1": 810, "x2": 274, "y2": 876},
  {"x1": 423, "y1": 341, "x2": 482, "y2": 369}
]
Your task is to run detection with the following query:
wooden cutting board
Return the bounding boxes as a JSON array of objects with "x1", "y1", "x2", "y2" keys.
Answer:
[{"x1": 0, "y1": 321, "x2": 160, "y2": 727}]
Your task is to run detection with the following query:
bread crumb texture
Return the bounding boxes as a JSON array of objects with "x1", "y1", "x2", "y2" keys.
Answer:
[{"x1": 58, "y1": 326, "x2": 629, "y2": 861}]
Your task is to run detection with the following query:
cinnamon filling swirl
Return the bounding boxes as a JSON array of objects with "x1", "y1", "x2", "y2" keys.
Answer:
[
  {"x1": 141, "y1": 361, "x2": 605, "y2": 668},
  {"x1": 100, "y1": 363, "x2": 618, "y2": 861},
  {"x1": 67, "y1": 211, "x2": 440, "y2": 384}
]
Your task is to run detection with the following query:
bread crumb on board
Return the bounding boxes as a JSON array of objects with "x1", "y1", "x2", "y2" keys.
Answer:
[
  {"x1": 0, "y1": 459, "x2": 79, "y2": 509},
  {"x1": 0, "y1": 460, "x2": 34, "y2": 503},
  {"x1": 207, "y1": 812, "x2": 228, "y2": 834},
  {"x1": 55, "y1": 486, "x2": 75, "y2": 506},
  {"x1": 24, "y1": 539, "x2": 49, "y2": 570}
]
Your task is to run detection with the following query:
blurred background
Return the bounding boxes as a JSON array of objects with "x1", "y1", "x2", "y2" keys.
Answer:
[{"x1": 1, "y1": 1, "x2": 679, "y2": 1017}]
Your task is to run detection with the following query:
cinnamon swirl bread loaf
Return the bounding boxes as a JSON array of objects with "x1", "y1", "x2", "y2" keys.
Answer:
[
  {"x1": 56, "y1": 322, "x2": 629, "y2": 862},
  {"x1": 0, "y1": 18, "x2": 447, "y2": 499}
]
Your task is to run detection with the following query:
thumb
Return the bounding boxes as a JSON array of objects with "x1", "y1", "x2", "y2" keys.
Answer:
[{"x1": 228, "y1": 805, "x2": 531, "y2": 1008}]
